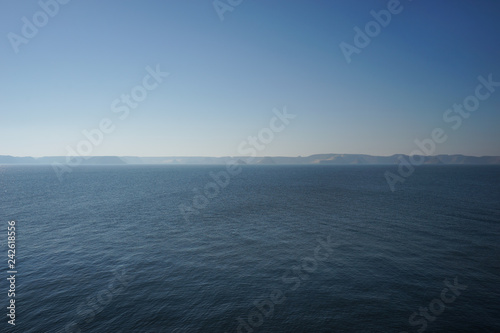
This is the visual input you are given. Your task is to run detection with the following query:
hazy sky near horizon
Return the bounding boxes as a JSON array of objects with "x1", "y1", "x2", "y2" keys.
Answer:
[{"x1": 1, "y1": 0, "x2": 499, "y2": 157}]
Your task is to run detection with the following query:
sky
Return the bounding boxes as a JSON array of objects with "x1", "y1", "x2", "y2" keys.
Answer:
[{"x1": 0, "y1": 0, "x2": 499, "y2": 157}]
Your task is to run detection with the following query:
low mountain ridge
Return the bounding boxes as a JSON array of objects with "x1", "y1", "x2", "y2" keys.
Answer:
[{"x1": 1, "y1": 154, "x2": 499, "y2": 165}]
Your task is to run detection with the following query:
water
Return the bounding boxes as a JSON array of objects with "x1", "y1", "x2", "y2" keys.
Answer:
[{"x1": 0, "y1": 165, "x2": 499, "y2": 332}]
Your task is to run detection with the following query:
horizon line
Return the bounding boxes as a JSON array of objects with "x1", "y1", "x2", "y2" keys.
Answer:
[{"x1": 2, "y1": 153, "x2": 500, "y2": 158}]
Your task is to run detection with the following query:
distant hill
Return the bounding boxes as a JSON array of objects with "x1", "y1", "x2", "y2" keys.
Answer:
[
  {"x1": 0, "y1": 154, "x2": 499, "y2": 165},
  {"x1": 0, "y1": 156, "x2": 37, "y2": 164},
  {"x1": 0, "y1": 155, "x2": 126, "y2": 165}
]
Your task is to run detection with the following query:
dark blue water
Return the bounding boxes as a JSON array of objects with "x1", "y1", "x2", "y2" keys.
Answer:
[{"x1": 0, "y1": 165, "x2": 499, "y2": 332}]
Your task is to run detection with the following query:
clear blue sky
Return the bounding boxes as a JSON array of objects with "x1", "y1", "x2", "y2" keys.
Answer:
[{"x1": 1, "y1": 0, "x2": 499, "y2": 157}]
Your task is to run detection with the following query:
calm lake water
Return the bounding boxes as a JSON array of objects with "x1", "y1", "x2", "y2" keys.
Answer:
[{"x1": 0, "y1": 165, "x2": 499, "y2": 332}]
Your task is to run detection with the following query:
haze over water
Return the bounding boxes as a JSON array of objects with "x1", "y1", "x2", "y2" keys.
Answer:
[{"x1": 2, "y1": 1, "x2": 500, "y2": 331}]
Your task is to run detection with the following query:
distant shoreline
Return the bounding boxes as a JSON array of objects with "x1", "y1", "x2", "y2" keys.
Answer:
[{"x1": 1, "y1": 154, "x2": 499, "y2": 165}]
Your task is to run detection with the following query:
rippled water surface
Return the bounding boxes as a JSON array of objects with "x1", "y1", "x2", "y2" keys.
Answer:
[{"x1": 0, "y1": 165, "x2": 499, "y2": 332}]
